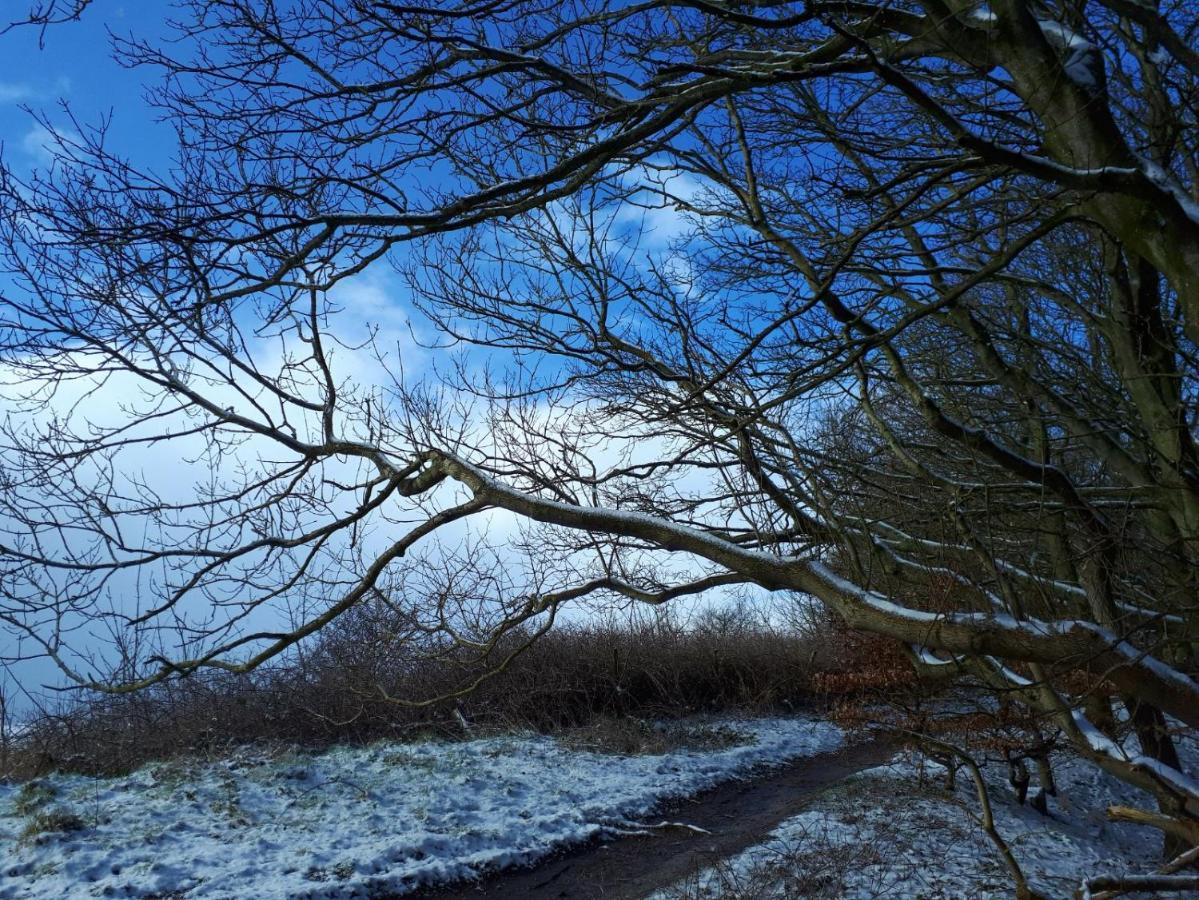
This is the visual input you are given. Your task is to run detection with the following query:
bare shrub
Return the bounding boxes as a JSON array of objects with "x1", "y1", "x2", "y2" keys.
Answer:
[
  {"x1": 9, "y1": 602, "x2": 838, "y2": 776},
  {"x1": 557, "y1": 717, "x2": 747, "y2": 756}
]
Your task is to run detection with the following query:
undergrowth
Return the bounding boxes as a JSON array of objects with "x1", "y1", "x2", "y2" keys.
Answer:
[{"x1": 2, "y1": 602, "x2": 869, "y2": 778}]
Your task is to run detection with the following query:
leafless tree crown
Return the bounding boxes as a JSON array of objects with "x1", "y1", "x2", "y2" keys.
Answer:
[{"x1": 1, "y1": 0, "x2": 1198, "y2": 863}]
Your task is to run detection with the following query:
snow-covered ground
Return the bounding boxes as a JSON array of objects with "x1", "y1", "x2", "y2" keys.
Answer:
[
  {"x1": 0, "y1": 716, "x2": 841, "y2": 899},
  {"x1": 3, "y1": 711, "x2": 1193, "y2": 899},
  {"x1": 656, "y1": 731, "x2": 1199, "y2": 899}
]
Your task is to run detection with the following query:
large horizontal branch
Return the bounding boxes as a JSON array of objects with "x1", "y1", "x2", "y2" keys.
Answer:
[{"x1": 408, "y1": 451, "x2": 1199, "y2": 730}]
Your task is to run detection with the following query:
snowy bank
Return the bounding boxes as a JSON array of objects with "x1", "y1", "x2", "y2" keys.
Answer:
[
  {"x1": 656, "y1": 735, "x2": 1198, "y2": 899},
  {"x1": 0, "y1": 716, "x2": 841, "y2": 899}
]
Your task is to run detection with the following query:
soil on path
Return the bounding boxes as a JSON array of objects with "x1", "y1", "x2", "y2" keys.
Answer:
[{"x1": 419, "y1": 737, "x2": 894, "y2": 900}]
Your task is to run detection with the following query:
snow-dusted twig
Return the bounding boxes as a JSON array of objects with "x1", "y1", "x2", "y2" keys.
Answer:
[
  {"x1": 1086, "y1": 840, "x2": 1199, "y2": 897},
  {"x1": 600, "y1": 817, "x2": 712, "y2": 837},
  {"x1": 1079, "y1": 873, "x2": 1199, "y2": 899}
]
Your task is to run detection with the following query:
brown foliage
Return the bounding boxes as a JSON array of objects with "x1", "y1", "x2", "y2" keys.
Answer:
[{"x1": 810, "y1": 621, "x2": 916, "y2": 699}]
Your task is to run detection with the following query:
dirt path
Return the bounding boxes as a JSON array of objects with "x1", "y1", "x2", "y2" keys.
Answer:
[{"x1": 419, "y1": 738, "x2": 893, "y2": 900}]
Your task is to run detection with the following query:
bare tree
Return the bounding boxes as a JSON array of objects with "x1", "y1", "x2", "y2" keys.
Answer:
[
  {"x1": 1, "y1": 0, "x2": 1197, "y2": 868},
  {"x1": 2, "y1": 1, "x2": 93, "y2": 44}
]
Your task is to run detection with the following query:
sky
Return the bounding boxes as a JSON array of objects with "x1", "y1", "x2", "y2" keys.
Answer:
[
  {"x1": 0, "y1": 4, "x2": 173, "y2": 173},
  {"x1": 0, "y1": 6, "x2": 159, "y2": 706},
  {"x1": 0, "y1": 5, "x2": 391, "y2": 707},
  {"x1": 0, "y1": 5, "x2": 774, "y2": 713}
]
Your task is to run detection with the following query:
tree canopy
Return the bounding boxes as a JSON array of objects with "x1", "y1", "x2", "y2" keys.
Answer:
[{"x1": 1, "y1": 0, "x2": 1198, "y2": 864}]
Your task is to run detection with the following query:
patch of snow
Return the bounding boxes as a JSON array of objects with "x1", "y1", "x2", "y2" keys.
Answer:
[
  {"x1": 1115, "y1": 600, "x2": 1186, "y2": 626},
  {"x1": 808, "y1": 561, "x2": 938, "y2": 623},
  {"x1": 657, "y1": 736, "x2": 1195, "y2": 899},
  {"x1": 0, "y1": 716, "x2": 842, "y2": 899},
  {"x1": 1072, "y1": 621, "x2": 1199, "y2": 697},
  {"x1": 990, "y1": 658, "x2": 1033, "y2": 687},
  {"x1": 912, "y1": 645, "x2": 955, "y2": 667},
  {"x1": 1074, "y1": 709, "x2": 1125, "y2": 758},
  {"x1": 1038, "y1": 19, "x2": 1104, "y2": 92},
  {"x1": 1140, "y1": 157, "x2": 1199, "y2": 227}
]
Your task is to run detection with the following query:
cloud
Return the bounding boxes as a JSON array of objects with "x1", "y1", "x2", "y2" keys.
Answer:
[
  {"x1": 19, "y1": 122, "x2": 65, "y2": 164},
  {"x1": 0, "y1": 265, "x2": 443, "y2": 698},
  {"x1": 0, "y1": 76, "x2": 70, "y2": 105},
  {"x1": 0, "y1": 82, "x2": 35, "y2": 103},
  {"x1": 11, "y1": 120, "x2": 83, "y2": 174},
  {"x1": 611, "y1": 164, "x2": 707, "y2": 248}
]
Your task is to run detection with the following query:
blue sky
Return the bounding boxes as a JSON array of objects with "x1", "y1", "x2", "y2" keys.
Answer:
[
  {"x1": 0, "y1": 4, "x2": 172, "y2": 175},
  {"x1": 0, "y1": 8, "x2": 294, "y2": 706}
]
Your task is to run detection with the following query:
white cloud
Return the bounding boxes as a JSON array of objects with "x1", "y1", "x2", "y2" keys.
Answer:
[
  {"x1": 0, "y1": 75, "x2": 70, "y2": 105},
  {"x1": 0, "y1": 82, "x2": 35, "y2": 103},
  {"x1": 19, "y1": 122, "x2": 67, "y2": 164}
]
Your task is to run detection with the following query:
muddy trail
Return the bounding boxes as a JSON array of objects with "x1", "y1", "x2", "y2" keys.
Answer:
[{"x1": 419, "y1": 738, "x2": 894, "y2": 900}]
